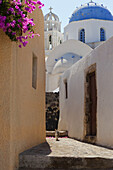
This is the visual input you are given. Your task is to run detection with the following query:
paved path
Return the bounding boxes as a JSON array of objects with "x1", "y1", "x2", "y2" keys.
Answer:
[
  {"x1": 19, "y1": 138, "x2": 113, "y2": 169},
  {"x1": 46, "y1": 137, "x2": 113, "y2": 158}
]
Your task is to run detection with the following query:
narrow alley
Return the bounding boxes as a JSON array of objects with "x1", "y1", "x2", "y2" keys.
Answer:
[{"x1": 19, "y1": 137, "x2": 113, "y2": 169}]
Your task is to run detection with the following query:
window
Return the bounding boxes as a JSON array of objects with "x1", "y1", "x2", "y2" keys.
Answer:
[
  {"x1": 100, "y1": 28, "x2": 105, "y2": 41},
  {"x1": 49, "y1": 35, "x2": 52, "y2": 44},
  {"x1": 49, "y1": 35, "x2": 52, "y2": 50},
  {"x1": 32, "y1": 54, "x2": 37, "y2": 89},
  {"x1": 80, "y1": 29, "x2": 85, "y2": 43},
  {"x1": 64, "y1": 80, "x2": 68, "y2": 99}
]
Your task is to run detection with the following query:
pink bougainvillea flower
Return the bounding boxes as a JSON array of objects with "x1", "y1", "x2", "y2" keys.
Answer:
[
  {"x1": 17, "y1": 24, "x2": 21, "y2": 28},
  {"x1": 18, "y1": 19, "x2": 21, "y2": 23},
  {"x1": 37, "y1": 1, "x2": 42, "y2": 5},
  {"x1": 12, "y1": 32, "x2": 16, "y2": 35},
  {"x1": 23, "y1": 41, "x2": 28, "y2": 47},
  {"x1": 25, "y1": 7, "x2": 29, "y2": 12},
  {"x1": 8, "y1": 7, "x2": 14, "y2": 12},
  {"x1": 0, "y1": 0, "x2": 44, "y2": 48},
  {"x1": 15, "y1": 5, "x2": 19, "y2": 9},
  {"x1": 8, "y1": 28, "x2": 12, "y2": 33},
  {"x1": 6, "y1": 23, "x2": 10, "y2": 27}
]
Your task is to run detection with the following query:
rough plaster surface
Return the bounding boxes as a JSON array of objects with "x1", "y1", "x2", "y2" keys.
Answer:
[
  {"x1": 19, "y1": 138, "x2": 113, "y2": 169},
  {"x1": 0, "y1": 6, "x2": 45, "y2": 170},
  {"x1": 0, "y1": 30, "x2": 12, "y2": 170},
  {"x1": 58, "y1": 36, "x2": 113, "y2": 148}
]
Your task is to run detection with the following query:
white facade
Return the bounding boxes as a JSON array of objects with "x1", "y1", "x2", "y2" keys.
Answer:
[
  {"x1": 64, "y1": 19, "x2": 113, "y2": 48},
  {"x1": 58, "y1": 36, "x2": 113, "y2": 148}
]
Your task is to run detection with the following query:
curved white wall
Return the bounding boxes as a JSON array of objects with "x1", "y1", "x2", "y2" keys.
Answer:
[
  {"x1": 46, "y1": 40, "x2": 92, "y2": 92},
  {"x1": 46, "y1": 39, "x2": 92, "y2": 73}
]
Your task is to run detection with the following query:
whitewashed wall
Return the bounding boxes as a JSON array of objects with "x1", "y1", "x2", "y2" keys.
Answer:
[
  {"x1": 64, "y1": 19, "x2": 113, "y2": 43},
  {"x1": 46, "y1": 40, "x2": 92, "y2": 92},
  {"x1": 58, "y1": 36, "x2": 113, "y2": 148}
]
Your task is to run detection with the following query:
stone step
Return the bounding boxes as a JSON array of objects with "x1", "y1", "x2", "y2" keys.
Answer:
[
  {"x1": 19, "y1": 168, "x2": 113, "y2": 170},
  {"x1": 46, "y1": 130, "x2": 68, "y2": 137},
  {"x1": 19, "y1": 138, "x2": 113, "y2": 170}
]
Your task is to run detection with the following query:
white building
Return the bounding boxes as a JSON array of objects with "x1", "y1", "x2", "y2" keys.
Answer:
[
  {"x1": 58, "y1": 36, "x2": 113, "y2": 148},
  {"x1": 58, "y1": 1, "x2": 113, "y2": 148},
  {"x1": 45, "y1": 1, "x2": 113, "y2": 92},
  {"x1": 65, "y1": 1, "x2": 113, "y2": 49}
]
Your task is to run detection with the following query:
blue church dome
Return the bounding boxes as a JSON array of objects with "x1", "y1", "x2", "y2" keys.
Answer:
[{"x1": 69, "y1": 1, "x2": 113, "y2": 23}]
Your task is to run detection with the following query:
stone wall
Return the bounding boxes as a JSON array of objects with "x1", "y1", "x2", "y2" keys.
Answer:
[{"x1": 46, "y1": 92, "x2": 59, "y2": 131}]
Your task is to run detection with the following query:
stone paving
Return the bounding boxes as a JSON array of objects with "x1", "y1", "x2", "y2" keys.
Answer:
[
  {"x1": 19, "y1": 137, "x2": 113, "y2": 169},
  {"x1": 46, "y1": 137, "x2": 113, "y2": 158}
]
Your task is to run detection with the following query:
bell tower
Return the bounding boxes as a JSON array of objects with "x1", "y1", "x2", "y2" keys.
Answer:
[{"x1": 44, "y1": 7, "x2": 64, "y2": 54}]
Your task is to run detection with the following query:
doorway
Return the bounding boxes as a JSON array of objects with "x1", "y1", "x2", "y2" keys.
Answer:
[{"x1": 84, "y1": 64, "x2": 97, "y2": 142}]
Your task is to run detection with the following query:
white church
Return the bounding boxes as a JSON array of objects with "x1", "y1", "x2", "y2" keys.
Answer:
[
  {"x1": 45, "y1": 1, "x2": 113, "y2": 148},
  {"x1": 45, "y1": 1, "x2": 113, "y2": 92}
]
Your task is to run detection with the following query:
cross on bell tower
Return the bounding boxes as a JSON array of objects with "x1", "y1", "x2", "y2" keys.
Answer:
[{"x1": 49, "y1": 7, "x2": 53, "y2": 12}]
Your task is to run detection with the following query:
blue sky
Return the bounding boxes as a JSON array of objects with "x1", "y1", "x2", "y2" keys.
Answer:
[{"x1": 42, "y1": 0, "x2": 113, "y2": 32}]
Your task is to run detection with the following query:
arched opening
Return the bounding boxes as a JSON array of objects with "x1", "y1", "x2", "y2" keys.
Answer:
[
  {"x1": 49, "y1": 35, "x2": 52, "y2": 44},
  {"x1": 52, "y1": 23, "x2": 54, "y2": 30},
  {"x1": 100, "y1": 28, "x2": 105, "y2": 41},
  {"x1": 47, "y1": 24, "x2": 49, "y2": 31},
  {"x1": 49, "y1": 35, "x2": 52, "y2": 50},
  {"x1": 79, "y1": 29, "x2": 85, "y2": 43}
]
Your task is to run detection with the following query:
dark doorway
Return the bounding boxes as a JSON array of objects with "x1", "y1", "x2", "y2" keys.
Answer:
[
  {"x1": 46, "y1": 92, "x2": 60, "y2": 131},
  {"x1": 85, "y1": 71, "x2": 97, "y2": 137}
]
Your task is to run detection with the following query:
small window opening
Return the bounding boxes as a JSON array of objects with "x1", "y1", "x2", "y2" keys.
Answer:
[
  {"x1": 32, "y1": 54, "x2": 37, "y2": 89},
  {"x1": 100, "y1": 28, "x2": 105, "y2": 41},
  {"x1": 64, "y1": 80, "x2": 68, "y2": 99},
  {"x1": 49, "y1": 35, "x2": 52, "y2": 44},
  {"x1": 49, "y1": 35, "x2": 52, "y2": 50},
  {"x1": 60, "y1": 40, "x2": 62, "y2": 44},
  {"x1": 80, "y1": 29, "x2": 85, "y2": 43}
]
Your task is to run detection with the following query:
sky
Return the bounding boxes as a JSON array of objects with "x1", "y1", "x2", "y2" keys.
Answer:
[{"x1": 42, "y1": 0, "x2": 113, "y2": 32}]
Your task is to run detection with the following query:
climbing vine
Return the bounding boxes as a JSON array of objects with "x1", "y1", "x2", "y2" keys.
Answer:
[{"x1": 0, "y1": 0, "x2": 44, "y2": 47}]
